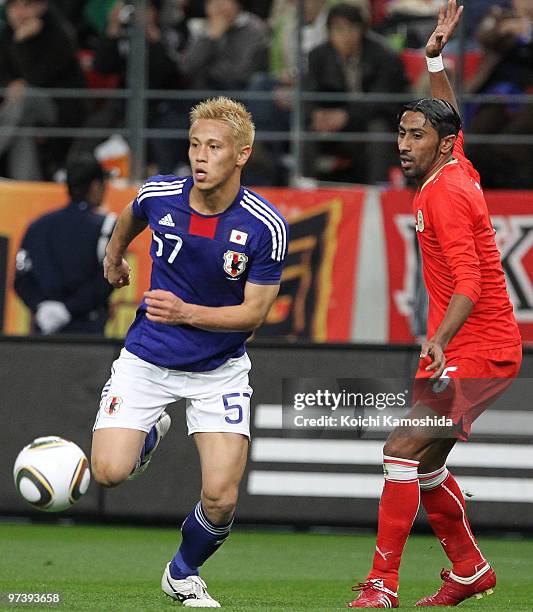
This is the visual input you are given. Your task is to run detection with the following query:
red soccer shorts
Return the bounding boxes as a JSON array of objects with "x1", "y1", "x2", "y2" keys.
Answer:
[{"x1": 413, "y1": 344, "x2": 522, "y2": 440}]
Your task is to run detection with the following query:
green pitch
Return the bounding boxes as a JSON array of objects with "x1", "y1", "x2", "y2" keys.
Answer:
[{"x1": 0, "y1": 523, "x2": 531, "y2": 610}]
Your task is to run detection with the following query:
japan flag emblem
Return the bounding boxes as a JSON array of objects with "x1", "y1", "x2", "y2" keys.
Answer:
[
  {"x1": 230, "y1": 229, "x2": 248, "y2": 245},
  {"x1": 223, "y1": 250, "x2": 248, "y2": 279}
]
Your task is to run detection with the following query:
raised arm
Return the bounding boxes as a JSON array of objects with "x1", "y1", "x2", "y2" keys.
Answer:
[
  {"x1": 425, "y1": 0, "x2": 464, "y2": 113},
  {"x1": 104, "y1": 203, "x2": 148, "y2": 288}
]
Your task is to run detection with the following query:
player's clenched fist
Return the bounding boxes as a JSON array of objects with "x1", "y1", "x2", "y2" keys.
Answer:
[
  {"x1": 104, "y1": 255, "x2": 131, "y2": 288},
  {"x1": 144, "y1": 290, "x2": 190, "y2": 325}
]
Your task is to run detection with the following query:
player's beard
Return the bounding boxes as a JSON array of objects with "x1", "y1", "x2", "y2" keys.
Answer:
[
  {"x1": 405, "y1": 145, "x2": 442, "y2": 182},
  {"x1": 401, "y1": 160, "x2": 425, "y2": 180}
]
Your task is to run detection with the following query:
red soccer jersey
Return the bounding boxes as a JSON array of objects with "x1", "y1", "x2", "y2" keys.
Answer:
[{"x1": 413, "y1": 131, "x2": 521, "y2": 353}]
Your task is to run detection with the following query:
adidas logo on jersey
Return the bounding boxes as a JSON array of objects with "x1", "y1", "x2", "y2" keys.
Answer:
[{"x1": 159, "y1": 213, "x2": 175, "y2": 227}]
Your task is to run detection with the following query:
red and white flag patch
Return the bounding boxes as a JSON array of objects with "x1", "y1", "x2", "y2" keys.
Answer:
[{"x1": 230, "y1": 229, "x2": 248, "y2": 245}]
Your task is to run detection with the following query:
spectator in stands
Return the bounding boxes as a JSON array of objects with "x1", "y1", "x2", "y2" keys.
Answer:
[
  {"x1": 69, "y1": 0, "x2": 187, "y2": 174},
  {"x1": 467, "y1": 0, "x2": 533, "y2": 188},
  {"x1": 151, "y1": 0, "x2": 270, "y2": 175},
  {"x1": 269, "y1": 0, "x2": 365, "y2": 81},
  {"x1": 14, "y1": 154, "x2": 116, "y2": 335},
  {"x1": 179, "y1": 0, "x2": 269, "y2": 90},
  {"x1": 245, "y1": 0, "x2": 369, "y2": 184},
  {"x1": 49, "y1": 0, "x2": 188, "y2": 47},
  {"x1": 305, "y1": 2, "x2": 409, "y2": 183},
  {"x1": 0, "y1": 0, "x2": 86, "y2": 180},
  {"x1": 375, "y1": 0, "x2": 509, "y2": 51},
  {"x1": 375, "y1": 0, "x2": 439, "y2": 49},
  {"x1": 97, "y1": 0, "x2": 188, "y2": 65}
]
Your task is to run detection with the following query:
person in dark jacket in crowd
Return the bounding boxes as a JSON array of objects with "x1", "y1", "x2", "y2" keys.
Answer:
[
  {"x1": 14, "y1": 154, "x2": 116, "y2": 335},
  {"x1": 0, "y1": 0, "x2": 86, "y2": 180},
  {"x1": 305, "y1": 2, "x2": 409, "y2": 183},
  {"x1": 180, "y1": 0, "x2": 269, "y2": 90},
  {"x1": 94, "y1": 0, "x2": 186, "y2": 90},
  {"x1": 69, "y1": 0, "x2": 187, "y2": 173},
  {"x1": 466, "y1": 0, "x2": 533, "y2": 188},
  {"x1": 152, "y1": 0, "x2": 270, "y2": 175}
]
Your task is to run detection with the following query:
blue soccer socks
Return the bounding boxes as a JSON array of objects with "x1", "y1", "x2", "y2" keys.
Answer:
[
  {"x1": 169, "y1": 502, "x2": 233, "y2": 579},
  {"x1": 139, "y1": 425, "x2": 158, "y2": 462}
]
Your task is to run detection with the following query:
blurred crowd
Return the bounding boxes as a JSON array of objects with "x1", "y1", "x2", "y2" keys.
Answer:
[{"x1": 0, "y1": 0, "x2": 532, "y2": 187}]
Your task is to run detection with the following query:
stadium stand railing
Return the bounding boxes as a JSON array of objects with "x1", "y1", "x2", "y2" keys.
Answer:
[{"x1": 0, "y1": 85, "x2": 532, "y2": 185}]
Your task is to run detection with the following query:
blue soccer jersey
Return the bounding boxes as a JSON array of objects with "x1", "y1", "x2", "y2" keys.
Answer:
[{"x1": 125, "y1": 175, "x2": 288, "y2": 371}]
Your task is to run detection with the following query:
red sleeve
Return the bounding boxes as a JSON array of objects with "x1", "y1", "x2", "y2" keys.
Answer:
[
  {"x1": 428, "y1": 179, "x2": 482, "y2": 305},
  {"x1": 453, "y1": 130, "x2": 480, "y2": 183}
]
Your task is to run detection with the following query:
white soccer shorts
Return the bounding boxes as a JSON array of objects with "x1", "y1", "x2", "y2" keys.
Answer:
[{"x1": 93, "y1": 348, "x2": 253, "y2": 438}]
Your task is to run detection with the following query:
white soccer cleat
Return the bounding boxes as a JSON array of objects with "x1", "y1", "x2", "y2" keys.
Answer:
[
  {"x1": 128, "y1": 411, "x2": 171, "y2": 480},
  {"x1": 162, "y1": 563, "x2": 221, "y2": 607}
]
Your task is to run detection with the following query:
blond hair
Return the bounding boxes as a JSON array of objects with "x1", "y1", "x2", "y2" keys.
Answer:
[{"x1": 190, "y1": 97, "x2": 255, "y2": 149}]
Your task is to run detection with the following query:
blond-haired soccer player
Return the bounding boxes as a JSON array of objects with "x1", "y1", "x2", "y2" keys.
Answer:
[{"x1": 91, "y1": 97, "x2": 288, "y2": 607}]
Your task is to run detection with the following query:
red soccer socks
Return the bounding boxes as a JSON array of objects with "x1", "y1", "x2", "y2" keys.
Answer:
[
  {"x1": 368, "y1": 456, "x2": 420, "y2": 591},
  {"x1": 419, "y1": 467, "x2": 487, "y2": 578}
]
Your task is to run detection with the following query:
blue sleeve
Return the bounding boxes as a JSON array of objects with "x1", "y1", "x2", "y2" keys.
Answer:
[
  {"x1": 247, "y1": 218, "x2": 289, "y2": 285},
  {"x1": 131, "y1": 180, "x2": 150, "y2": 221},
  {"x1": 132, "y1": 174, "x2": 185, "y2": 220},
  {"x1": 131, "y1": 174, "x2": 175, "y2": 220}
]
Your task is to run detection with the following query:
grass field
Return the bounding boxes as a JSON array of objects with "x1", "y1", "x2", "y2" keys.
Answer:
[{"x1": 0, "y1": 523, "x2": 531, "y2": 610}]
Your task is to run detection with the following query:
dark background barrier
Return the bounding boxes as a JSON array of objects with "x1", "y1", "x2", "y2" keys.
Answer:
[{"x1": 1, "y1": 338, "x2": 532, "y2": 530}]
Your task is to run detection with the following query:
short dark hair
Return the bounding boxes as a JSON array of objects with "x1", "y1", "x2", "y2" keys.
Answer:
[
  {"x1": 327, "y1": 3, "x2": 365, "y2": 29},
  {"x1": 399, "y1": 98, "x2": 462, "y2": 139},
  {"x1": 66, "y1": 154, "x2": 106, "y2": 201}
]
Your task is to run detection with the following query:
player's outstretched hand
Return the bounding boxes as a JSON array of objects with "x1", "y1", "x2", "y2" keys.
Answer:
[
  {"x1": 420, "y1": 340, "x2": 446, "y2": 379},
  {"x1": 426, "y1": 0, "x2": 464, "y2": 58},
  {"x1": 104, "y1": 255, "x2": 131, "y2": 288},
  {"x1": 144, "y1": 290, "x2": 189, "y2": 325}
]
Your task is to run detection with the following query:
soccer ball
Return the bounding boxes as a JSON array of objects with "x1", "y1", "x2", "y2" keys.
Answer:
[{"x1": 13, "y1": 436, "x2": 91, "y2": 512}]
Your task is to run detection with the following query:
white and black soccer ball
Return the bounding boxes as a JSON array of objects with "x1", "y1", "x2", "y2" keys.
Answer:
[{"x1": 13, "y1": 436, "x2": 91, "y2": 512}]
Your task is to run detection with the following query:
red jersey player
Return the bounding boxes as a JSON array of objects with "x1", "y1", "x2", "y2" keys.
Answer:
[{"x1": 349, "y1": 1, "x2": 522, "y2": 608}]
